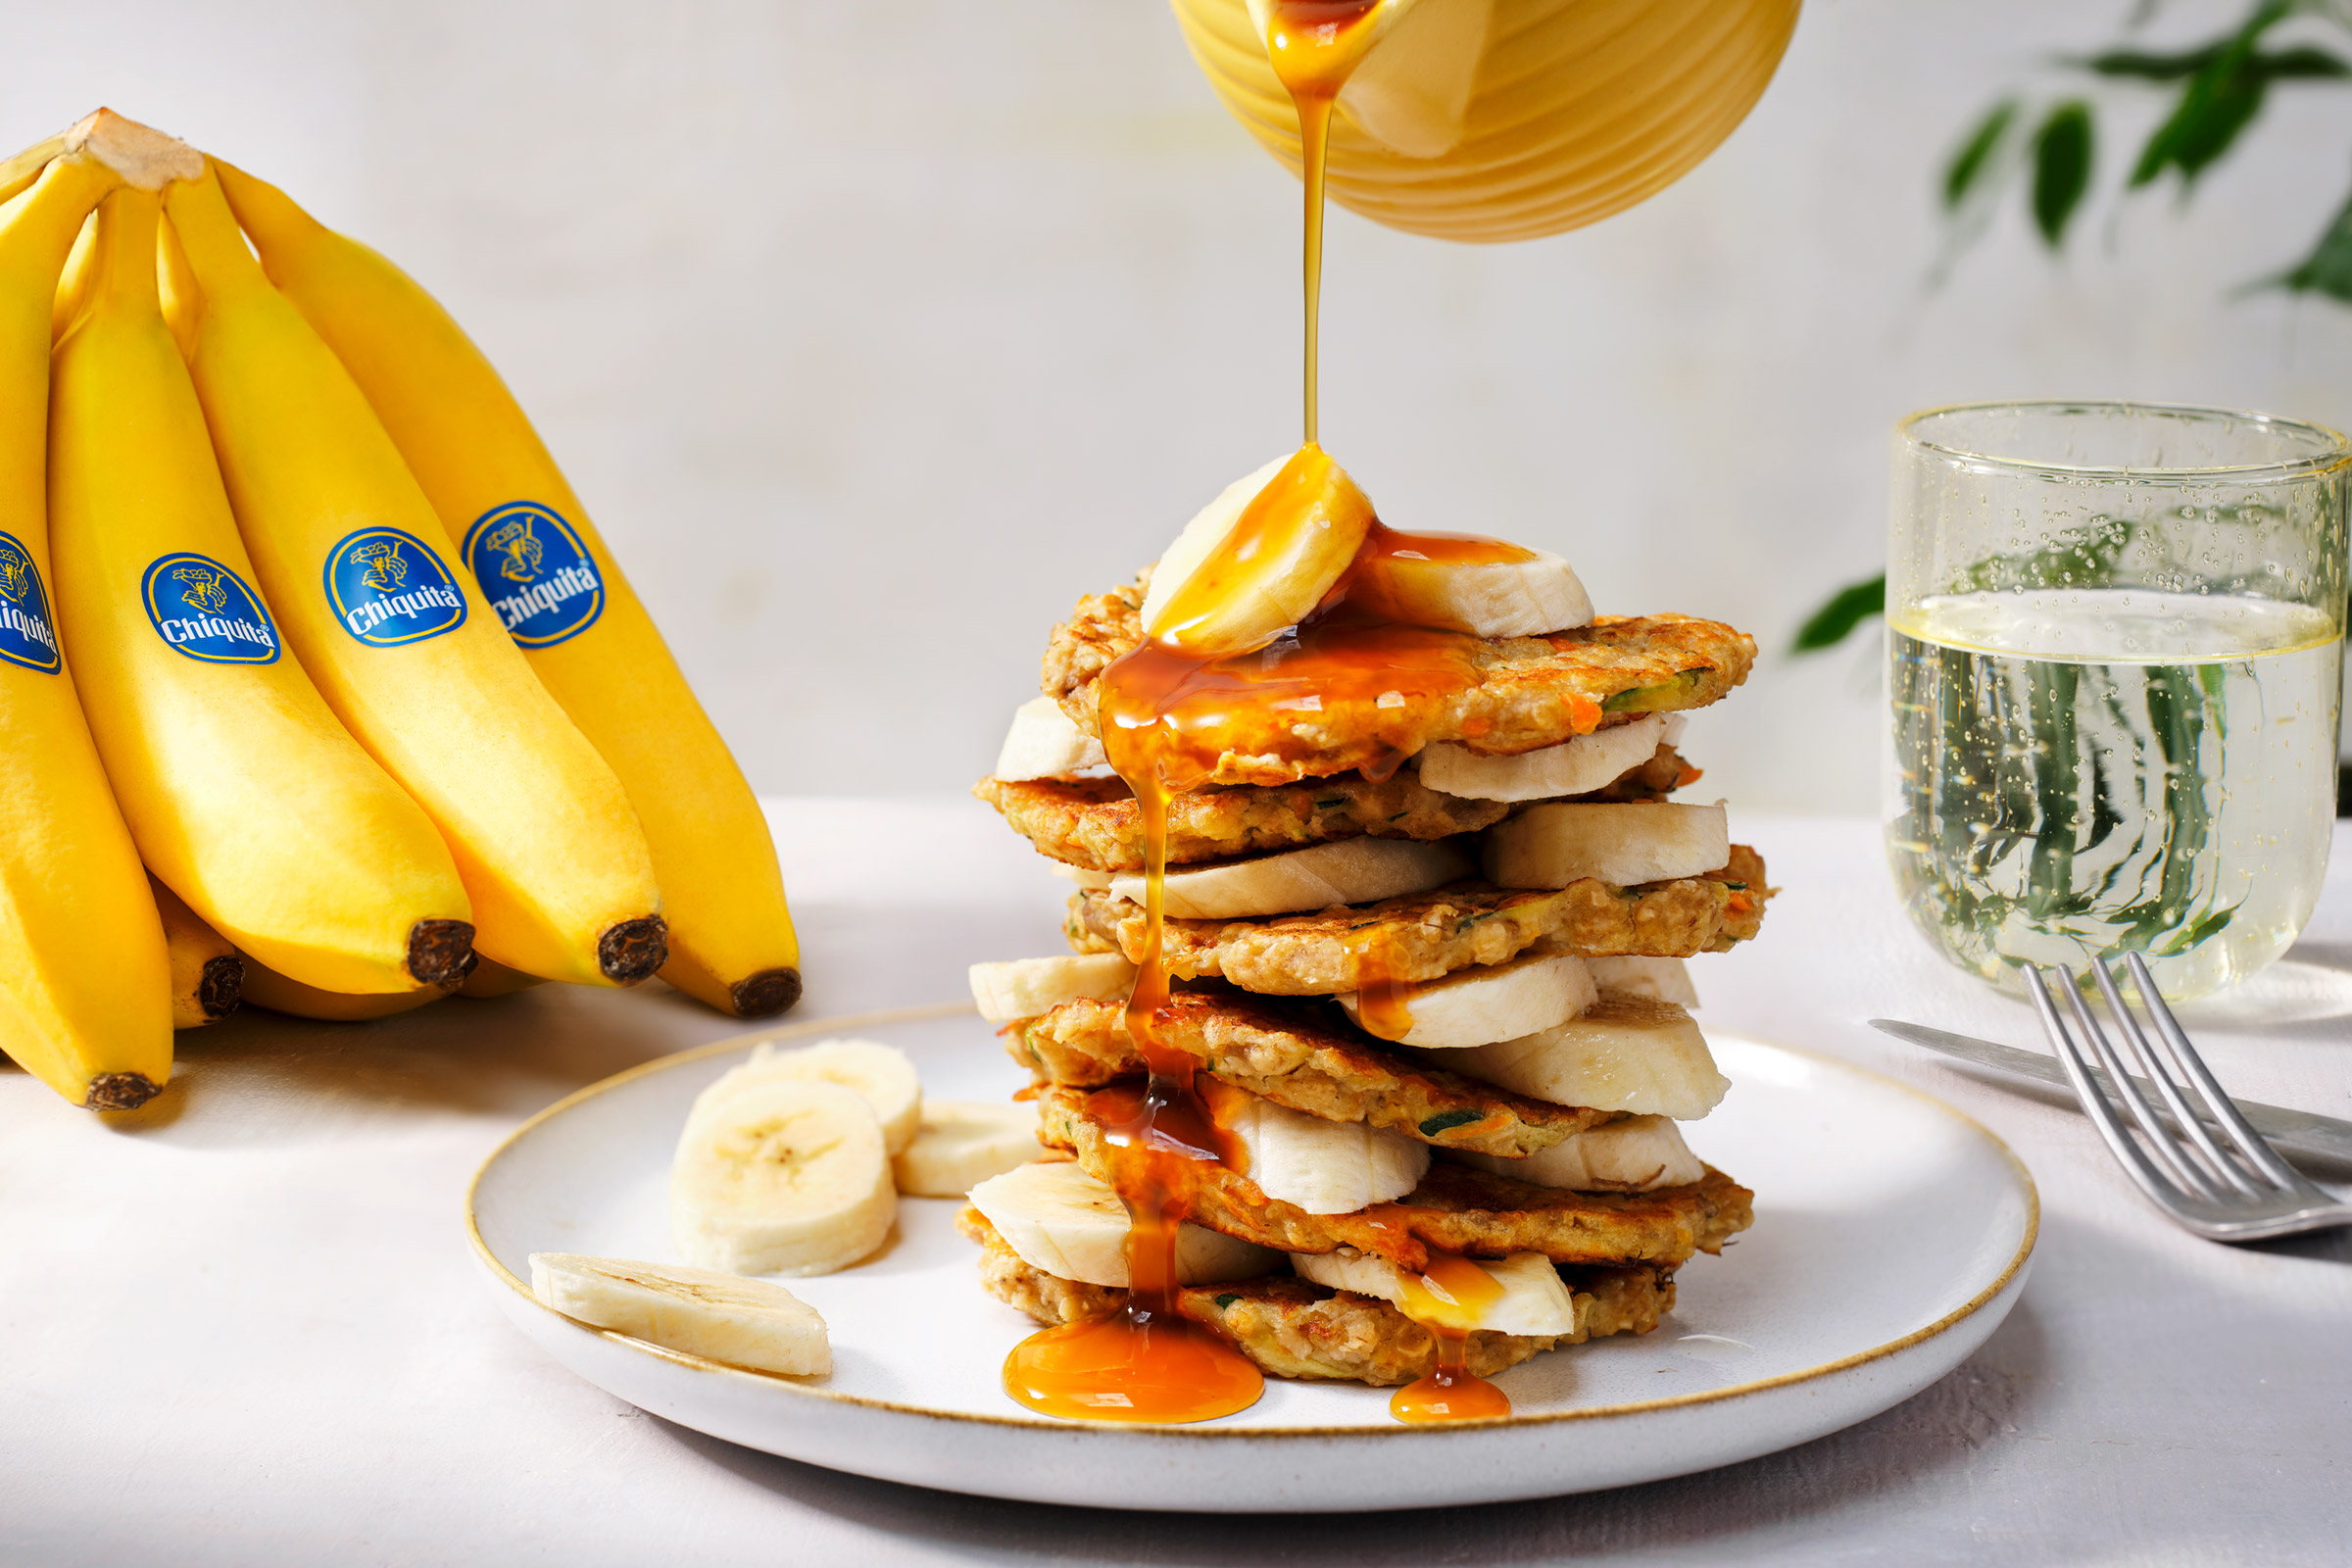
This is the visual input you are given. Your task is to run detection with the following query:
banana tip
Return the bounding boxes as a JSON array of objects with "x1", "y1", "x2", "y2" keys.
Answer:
[
  {"x1": 200, "y1": 956, "x2": 245, "y2": 1022},
  {"x1": 83, "y1": 1072, "x2": 164, "y2": 1112},
  {"x1": 730, "y1": 968, "x2": 804, "y2": 1018},
  {"x1": 62, "y1": 108, "x2": 203, "y2": 190},
  {"x1": 598, "y1": 917, "x2": 669, "y2": 987}
]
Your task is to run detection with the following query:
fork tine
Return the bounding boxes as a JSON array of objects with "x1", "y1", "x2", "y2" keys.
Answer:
[
  {"x1": 2123, "y1": 954, "x2": 2308, "y2": 1191},
  {"x1": 2024, "y1": 965, "x2": 2189, "y2": 1209},
  {"x1": 2047, "y1": 966, "x2": 2215, "y2": 1197},
  {"x1": 2083, "y1": 960, "x2": 2260, "y2": 1198}
]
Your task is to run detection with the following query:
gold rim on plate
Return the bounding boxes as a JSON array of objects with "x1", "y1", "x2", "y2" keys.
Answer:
[{"x1": 465, "y1": 1003, "x2": 2039, "y2": 1440}]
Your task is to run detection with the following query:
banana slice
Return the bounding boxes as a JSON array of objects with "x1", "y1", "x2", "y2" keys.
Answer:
[
  {"x1": 1417, "y1": 714, "x2": 1666, "y2": 803},
  {"x1": 1048, "y1": 861, "x2": 1113, "y2": 892},
  {"x1": 1106, "y1": 835, "x2": 1471, "y2": 920},
  {"x1": 1349, "y1": 545, "x2": 1592, "y2": 640},
  {"x1": 689, "y1": 1039, "x2": 924, "y2": 1156},
  {"x1": 672, "y1": 1080, "x2": 897, "y2": 1276},
  {"x1": 1483, "y1": 802, "x2": 1730, "y2": 889},
  {"x1": 969, "y1": 953, "x2": 1136, "y2": 1023},
  {"x1": 996, "y1": 695, "x2": 1107, "y2": 781},
  {"x1": 893, "y1": 1100, "x2": 1048, "y2": 1198},
  {"x1": 1337, "y1": 951, "x2": 1594, "y2": 1048},
  {"x1": 1586, "y1": 955, "x2": 1699, "y2": 1008},
  {"x1": 1137, "y1": 454, "x2": 1289, "y2": 633},
  {"x1": 1290, "y1": 1249, "x2": 1577, "y2": 1336},
  {"x1": 1428, "y1": 997, "x2": 1729, "y2": 1120},
  {"x1": 1449, "y1": 1114, "x2": 1705, "y2": 1192},
  {"x1": 1212, "y1": 1084, "x2": 1430, "y2": 1214},
  {"x1": 528, "y1": 1252, "x2": 830, "y2": 1377},
  {"x1": 1144, "y1": 446, "x2": 1375, "y2": 653},
  {"x1": 967, "y1": 1160, "x2": 1282, "y2": 1287}
]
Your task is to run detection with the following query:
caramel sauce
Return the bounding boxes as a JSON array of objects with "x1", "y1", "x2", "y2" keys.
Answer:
[
  {"x1": 1008, "y1": 0, "x2": 1521, "y2": 1428},
  {"x1": 1389, "y1": 1254, "x2": 1513, "y2": 1422}
]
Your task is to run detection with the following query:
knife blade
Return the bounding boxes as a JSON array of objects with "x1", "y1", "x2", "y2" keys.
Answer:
[{"x1": 1869, "y1": 1018, "x2": 2352, "y2": 1167}]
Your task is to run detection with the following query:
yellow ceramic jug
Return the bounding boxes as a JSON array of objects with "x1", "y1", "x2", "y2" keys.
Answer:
[{"x1": 1171, "y1": 0, "x2": 1800, "y2": 243}]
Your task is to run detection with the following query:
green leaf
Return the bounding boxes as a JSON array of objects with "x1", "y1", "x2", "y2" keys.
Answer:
[
  {"x1": 2077, "y1": 44, "x2": 2226, "y2": 80},
  {"x1": 2032, "y1": 101, "x2": 2096, "y2": 247},
  {"x1": 1213, "y1": 1293, "x2": 1239, "y2": 1309},
  {"x1": 1943, "y1": 100, "x2": 2018, "y2": 209},
  {"x1": 2253, "y1": 44, "x2": 2352, "y2": 80},
  {"x1": 1417, "y1": 1108, "x2": 1485, "y2": 1138},
  {"x1": 2266, "y1": 180, "x2": 2352, "y2": 303},
  {"x1": 2129, "y1": 0, "x2": 2291, "y2": 189},
  {"x1": 1791, "y1": 574, "x2": 1886, "y2": 654}
]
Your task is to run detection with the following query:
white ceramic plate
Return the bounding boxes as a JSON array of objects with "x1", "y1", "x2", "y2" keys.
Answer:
[{"x1": 467, "y1": 1004, "x2": 2036, "y2": 1512}]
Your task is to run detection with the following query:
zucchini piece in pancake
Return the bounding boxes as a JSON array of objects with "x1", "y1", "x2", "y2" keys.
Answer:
[
  {"x1": 1037, "y1": 1086, "x2": 1753, "y2": 1272},
  {"x1": 1040, "y1": 577, "x2": 1755, "y2": 789},
  {"x1": 1063, "y1": 846, "x2": 1770, "y2": 995},
  {"x1": 1004, "y1": 992, "x2": 1617, "y2": 1157},
  {"x1": 959, "y1": 1206, "x2": 1674, "y2": 1388}
]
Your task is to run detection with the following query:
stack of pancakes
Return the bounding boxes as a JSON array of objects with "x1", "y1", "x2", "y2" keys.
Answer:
[{"x1": 963, "y1": 575, "x2": 1766, "y2": 1388}]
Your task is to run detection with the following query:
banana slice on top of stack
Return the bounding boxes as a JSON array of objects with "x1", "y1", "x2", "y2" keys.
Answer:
[{"x1": 960, "y1": 453, "x2": 1767, "y2": 1389}]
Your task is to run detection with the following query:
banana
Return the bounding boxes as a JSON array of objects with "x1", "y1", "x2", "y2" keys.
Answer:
[
  {"x1": 0, "y1": 119, "x2": 173, "y2": 1110},
  {"x1": 892, "y1": 1099, "x2": 1049, "y2": 1198},
  {"x1": 51, "y1": 185, "x2": 476, "y2": 996},
  {"x1": 0, "y1": 132, "x2": 68, "y2": 205},
  {"x1": 1428, "y1": 996, "x2": 1729, "y2": 1120},
  {"x1": 1137, "y1": 454, "x2": 1287, "y2": 632},
  {"x1": 1290, "y1": 1249, "x2": 1578, "y2": 1336},
  {"x1": 1146, "y1": 444, "x2": 1374, "y2": 653},
  {"x1": 1483, "y1": 802, "x2": 1730, "y2": 889},
  {"x1": 1348, "y1": 544, "x2": 1592, "y2": 640},
  {"x1": 1417, "y1": 712, "x2": 1667, "y2": 803},
  {"x1": 688, "y1": 1038, "x2": 922, "y2": 1156},
  {"x1": 968, "y1": 953, "x2": 1135, "y2": 1023},
  {"x1": 240, "y1": 954, "x2": 465, "y2": 1021},
  {"x1": 1048, "y1": 861, "x2": 1113, "y2": 892},
  {"x1": 1105, "y1": 834, "x2": 1470, "y2": 919},
  {"x1": 1449, "y1": 1114, "x2": 1705, "y2": 1193},
  {"x1": 965, "y1": 1159, "x2": 1282, "y2": 1287},
  {"x1": 995, "y1": 694, "x2": 1106, "y2": 780},
  {"x1": 671, "y1": 1079, "x2": 897, "y2": 1276},
  {"x1": 50, "y1": 215, "x2": 94, "y2": 343},
  {"x1": 210, "y1": 162, "x2": 799, "y2": 1019},
  {"x1": 1208, "y1": 1081, "x2": 1429, "y2": 1214},
  {"x1": 456, "y1": 955, "x2": 548, "y2": 999},
  {"x1": 1586, "y1": 955, "x2": 1698, "y2": 1008},
  {"x1": 162, "y1": 164, "x2": 665, "y2": 990},
  {"x1": 1338, "y1": 950, "x2": 1593, "y2": 1048},
  {"x1": 150, "y1": 876, "x2": 242, "y2": 1029},
  {"x1": 528, "y1": 1252, "x2": 829, "y2": 1378}
]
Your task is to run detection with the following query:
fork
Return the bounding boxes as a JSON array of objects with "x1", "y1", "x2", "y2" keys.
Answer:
[{"x1": 2022, "y1": 953, "x2": 2352, "y2": 1243}]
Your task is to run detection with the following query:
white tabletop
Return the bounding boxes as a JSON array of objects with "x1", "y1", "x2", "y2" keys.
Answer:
[{"x1": 4, "y1": 801, "x2": 2347, "y2": 1566}]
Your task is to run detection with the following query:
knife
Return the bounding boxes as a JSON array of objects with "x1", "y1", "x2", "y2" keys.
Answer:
[{"x1": 1869, "y1": 1018, "x2": 2352, "y2": 1168}]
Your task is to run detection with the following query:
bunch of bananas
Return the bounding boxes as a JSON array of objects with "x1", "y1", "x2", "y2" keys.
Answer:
[{"x1": 0, "y1": 110, "x2": 801, "y2": 1112}]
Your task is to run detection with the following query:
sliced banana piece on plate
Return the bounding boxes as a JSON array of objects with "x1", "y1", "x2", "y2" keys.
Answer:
[
  {"x1": 967, "y1": 1160, "x2": 1282, "y2": 1287},
  {"x1": 995, "y1": 695, "x2": 1106, "y2": 781},
  {"x1": 969, "y1": 953, "x2": 1137, "y2": 1023},
  {"x1": 690, "y1": 1038, "x2": 923, "y2": 1155},
  {"x1": 1427, "y1": 997, "x2": 1729, "y2": 1120},
  {"x1": 1144, "y1": 446, "x2": 1376, "y2": 653},
  {"x1": 1417, "y1": 713, "x2": 1666, "y2": 803},
  {"x1": 672, "y1": 1080, "x2": 898, "y2": 1276},
  {"x1": 528, "y1": 1252, "x2": 830, "y2": 1377},
  {"x1": 1337, "y1": 950, "x2": 1594, "y2": 1048},
  {"x1": 1211, "y1": 1084, "x2": 1430, "y2": 1214},
  {"x1": 1138, "y1": 454, "x2": 1290, "y2": 633},
  {"x1": 1586, "y1": 955, "x2": 1699, "y2": 1008},
  {"x1": 1290, "y1": 1249, "x2": 1578, "y2": 1336},
  {"x1": 1449, "y1": 1113, "x2": 1705, "y2": 1192},
  {"x1": 1107, "y1": 835, "x2": 1471, "y2": 920},
  {"x1": 893, "y1": 1099, "x2": 1048, "y2": 1198},
  {"x1": 1484, "y1": 802, "x2": 1730, "y2": 889}
]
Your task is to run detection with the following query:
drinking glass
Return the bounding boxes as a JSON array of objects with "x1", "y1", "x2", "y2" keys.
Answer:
[{"x1": 1885, "y1": 401, "x2": 2349, "y2": 1000}]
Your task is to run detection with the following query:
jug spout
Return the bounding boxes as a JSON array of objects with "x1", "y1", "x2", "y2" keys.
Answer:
[{"x1": 1242, "y1": 0, "x2": 1488, "y2": 159}]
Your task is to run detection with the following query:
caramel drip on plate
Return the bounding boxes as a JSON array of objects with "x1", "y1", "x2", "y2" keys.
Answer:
[{"x1": 1389, "y1": 1254, "x2": 1513, "y2": 1422}]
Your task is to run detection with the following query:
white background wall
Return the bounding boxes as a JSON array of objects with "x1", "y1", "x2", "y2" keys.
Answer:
[{"x1": 9, "y1": 0, "x2": 2350, "y2": 812}]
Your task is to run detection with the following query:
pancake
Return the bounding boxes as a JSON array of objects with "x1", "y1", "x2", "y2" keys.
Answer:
[
  {"x1": 1004, "y1": 991, "x2": 1618, "y2": 1157},
  {"x1": 1062, "y1": 846, "x2": 1769, "y2": 994}
]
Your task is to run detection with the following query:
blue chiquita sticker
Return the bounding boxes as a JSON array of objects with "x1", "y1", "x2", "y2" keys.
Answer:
[
  {"x1": 142, "y1": 553, "x2": 280, "y2": 664},
  {"x1": 323, "y1": 527, "x2": 467, "y2": 647},
  {"x1": 462, "y1": 501, "x2": 604, "y2": 649},
  {"x1": 0, "y1": 529, "x2": 61, "y2": 673}
]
